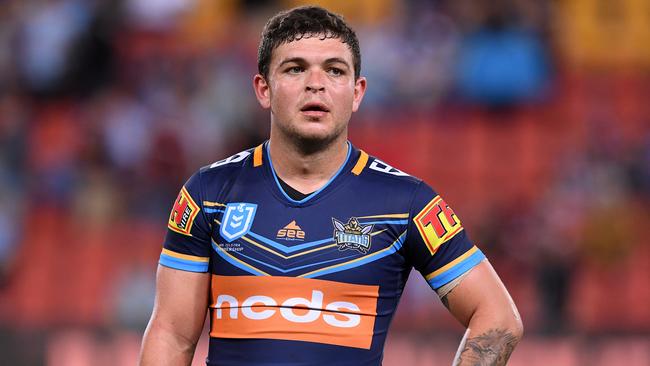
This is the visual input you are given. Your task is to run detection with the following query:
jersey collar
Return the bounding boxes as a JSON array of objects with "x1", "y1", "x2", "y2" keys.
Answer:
[{"x1": 262, "y1": 141, "x2": 358, "y2": 206}]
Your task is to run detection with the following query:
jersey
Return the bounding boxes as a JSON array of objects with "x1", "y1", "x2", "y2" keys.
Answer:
[{"x1": 160, "y1": 142, "x2": 486, "y2": 366}]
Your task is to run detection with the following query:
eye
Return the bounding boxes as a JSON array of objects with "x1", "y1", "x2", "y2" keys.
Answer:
[
  {"x1": 287, "y1": 66, "x2": 304, "y2": 74},
  {"x1": 328, "y1": 67, "x2": 343, "y2": 76}
]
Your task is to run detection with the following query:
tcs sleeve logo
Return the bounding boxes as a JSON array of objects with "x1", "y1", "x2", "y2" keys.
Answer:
[
  {"x1": 168, "y1": 187, "x2": 200, "y2": 236},
  {"x1": 413, "y1": 195, "x2": 464, "y2": 255}
]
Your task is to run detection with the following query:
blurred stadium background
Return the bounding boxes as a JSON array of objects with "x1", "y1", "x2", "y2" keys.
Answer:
[{"x1": 0, "y1": 0, "x2": 648, "y2": 365}]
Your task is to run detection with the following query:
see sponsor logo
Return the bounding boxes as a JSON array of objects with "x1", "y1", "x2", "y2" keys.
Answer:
[
  {"x1": 209, "y1": 275, "x2": 379, "y2": 349},
  {"x1": 168, "y1": 187, "x2": 200, "y2": 236},
  {"x1": 276, "y1": 220, "x2": 305, "y2": 240}
]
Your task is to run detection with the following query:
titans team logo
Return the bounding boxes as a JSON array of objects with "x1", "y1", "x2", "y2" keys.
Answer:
[
  {"x1": 332, "y1": 217, "x2": 373, "y2": 254},
  {"x1": 220, "y1": 203, "x2": 258, "y2": 242}
]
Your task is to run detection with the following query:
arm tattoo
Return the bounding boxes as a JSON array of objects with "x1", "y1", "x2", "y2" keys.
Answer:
[{"x1": 453, "y1": 328, "x2": 519, "y2": 366}]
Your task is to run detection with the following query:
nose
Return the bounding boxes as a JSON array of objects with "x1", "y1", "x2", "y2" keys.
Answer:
[{"x1": 305, "y1": 70, "x2": 325, "y2": 93}]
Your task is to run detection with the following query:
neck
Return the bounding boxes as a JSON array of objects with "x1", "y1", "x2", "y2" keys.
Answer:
[{"x1": 268, "y1": 133, "x2": 349, "y2": 194}]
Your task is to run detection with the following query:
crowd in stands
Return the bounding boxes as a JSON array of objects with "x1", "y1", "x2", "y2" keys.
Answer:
[{"x1": 0, "y1": 0, "x2": 647, "y2": 364}]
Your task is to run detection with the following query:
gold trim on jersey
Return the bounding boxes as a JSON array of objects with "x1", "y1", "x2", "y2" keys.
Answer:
[
  {"x1": 351, "y1": 150, "x2": 369, "y2": 175},
  {"x1": 425, "y1": 246, "x2": 479, "y2": 281},
  {"x1": 161, "y1": 248, "x2": 209, "y2": 262},
  {"x1": 213, "y1": 220, "x2": 386, "y2": 260},
  {"x1": 298, "y1": 230, "x2": 405, "y2": 278},
  {"x1": 253, "y1": 144, "x2": 263, "y2": 167},
  {"x1": 213, "y1": 240, "x2": 270, "y2": 276},
  {"x1": 356, "y1": 213, "x2": 409, "y2": 219}
]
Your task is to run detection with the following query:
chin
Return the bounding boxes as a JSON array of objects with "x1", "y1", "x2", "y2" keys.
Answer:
[
  {"x1": 273, "y1": 117, "x2": 347, "y2": 152},
  {"x1": 290, "y1": 129, "x2": 343, "y2": 153}
]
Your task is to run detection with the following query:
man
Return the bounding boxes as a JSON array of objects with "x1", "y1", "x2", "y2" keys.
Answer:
[{"x1": 140, "y1": 6, "x2": 523, "y2": 366}]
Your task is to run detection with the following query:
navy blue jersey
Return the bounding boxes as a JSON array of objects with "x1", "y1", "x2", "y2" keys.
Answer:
[{"x1": 160, "y1": 142, "x2": 486, "y2": 366}]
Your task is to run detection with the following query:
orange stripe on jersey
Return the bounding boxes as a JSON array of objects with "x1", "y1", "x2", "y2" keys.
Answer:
[
  {"x1": 253, "y1": 144, "x2": 263, "y2": 167},
  {"x1": 209, "y1": 275, "x2": 379, "y2": 349},
  {"x1": 351, "y1": 150, "x2": 369, "y2": 175}
]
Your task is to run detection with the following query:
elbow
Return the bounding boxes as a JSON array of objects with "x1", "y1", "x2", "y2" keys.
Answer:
[
  {"x1": 500, "y1": 297, "x2": 524, "y2": 342},
  {"x1": 478, "y1": 305, "x2": 524, "y2": 342},
  {"x1": 509, "y1": 315, "x2": 524, "y2": 342},
  {"x1": 502, "y1": 307, "x2": 524, "y2": 343}
]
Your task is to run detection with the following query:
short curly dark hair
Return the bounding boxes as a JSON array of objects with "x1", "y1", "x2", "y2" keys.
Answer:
[{"x1": 257, "y1": 6, "x2": 361, "y2": 80}]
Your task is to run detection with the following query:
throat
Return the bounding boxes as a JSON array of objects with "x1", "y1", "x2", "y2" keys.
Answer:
[{"x1": 277, "y1": 176, "x2": 315, "y2": 200}]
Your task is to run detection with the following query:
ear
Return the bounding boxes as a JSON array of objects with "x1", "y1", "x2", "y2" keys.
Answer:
[
  {"x1": 351, "y1": 76, "x2": 367, "y2": 113},
  {"x1": 253, "y1": 74, "x2": 271, "y2": 109}
]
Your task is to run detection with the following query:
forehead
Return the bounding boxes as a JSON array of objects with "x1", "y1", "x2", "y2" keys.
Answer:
[{"x1": 270, "y1": 37, "x2": 354, "y2": 66}]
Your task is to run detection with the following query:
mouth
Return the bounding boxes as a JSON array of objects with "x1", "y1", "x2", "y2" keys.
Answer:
[{"x1": 300, "y1": 102, "x2": 330, "y2": 117}]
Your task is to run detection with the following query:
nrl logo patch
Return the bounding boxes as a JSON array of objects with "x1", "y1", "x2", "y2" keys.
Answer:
[
  {"x1": 332, "y1": 217, "x2": 373, "y2": 254},
  {"x1": 220, "y1": 203, "x2": 258, "y2": 242}
]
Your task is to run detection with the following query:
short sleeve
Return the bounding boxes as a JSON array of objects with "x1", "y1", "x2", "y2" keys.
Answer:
[
  {"x1": 404, "y1": 182, "x2": 486, "y2": 290},
  {"x1": 159, "y1": 171, "x2": 212, "y2": 272}
]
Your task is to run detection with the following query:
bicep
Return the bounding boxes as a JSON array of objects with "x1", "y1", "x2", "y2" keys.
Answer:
[
  {"x1": 443, "y1": 260, "x2": 520, "y2": 328},
  {"x1": 150, "y1": 265, "x2": 211, "y2": 342}
]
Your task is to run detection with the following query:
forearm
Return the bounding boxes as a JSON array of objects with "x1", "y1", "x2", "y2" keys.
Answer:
[
  {"x1": 139, "y1": 322, "x2": 198, "y2": 366},
  {"x1": 452, "y1": 312, "x2": 523, "y2": 366},
  {"x1": 441, "y1": 261, "x2": 523, "y2": 365}
]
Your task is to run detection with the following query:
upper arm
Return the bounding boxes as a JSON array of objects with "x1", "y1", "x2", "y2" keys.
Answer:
[
  {"x1": 141, "y1": 171, "x2": 214, "y2": 365},
  {"x1": 403, "y1": 182, "x2": 520, "y2": 332},
  {"x1": 443, "y1": 260, "x2": 522, "y2": 331},
  {"x1": 150, "y1": 170, "x2": 213, "y2": 341},
  {"x1": 405, "y1": 183, "x2": 486, "y2": 291},
  {"x1": 149, "y1": 264, "x2": 211, "y2": 342},
  {"x1": 140, "y1": 265, "x2": 210, "y2": 365}
]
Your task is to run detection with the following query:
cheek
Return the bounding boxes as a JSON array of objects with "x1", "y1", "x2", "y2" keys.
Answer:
[
  {"x1": 269, "y1": 93, "x2": 286, "y2": 115},
  {"x1": 334, "y1": 89, "x2": 355, "y2": 113},
  {"x1": 271, "y1": 82, "x2": 297, "y2": 109}
]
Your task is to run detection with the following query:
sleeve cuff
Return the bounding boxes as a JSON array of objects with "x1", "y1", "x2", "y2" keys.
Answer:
[
  {"x1": 159, "y1": 249, "x2": 209, "y2": 273},
  {"x1": 425, "y1": 246, "x2": 486, "y2": 290}
]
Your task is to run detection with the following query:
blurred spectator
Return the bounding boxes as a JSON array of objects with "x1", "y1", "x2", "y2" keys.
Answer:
[
  {"x1": 0, "y1": 91, "x2": 28, "y2": 286},
  {"x1": 125, "y1": 0, "x2": 196, "y2": 31},
  {"x1": 0, "y1": 1, "x2": 646, "y2": 364},
  {"x1": 101, "y1": 88, "x2": 154, "y2": 172},
  {"x1": 453, "y1": 0, "x2": 551, "y2": 106},
  {"x1": 111, "y1": 265, "x2": 156, "y2": 332},
  {"x1": 626, "y1": 131, "x2": 650, "y2": 201},
  {"x1": 17, "y1": 0, "x2": 94, "y2": 95}
]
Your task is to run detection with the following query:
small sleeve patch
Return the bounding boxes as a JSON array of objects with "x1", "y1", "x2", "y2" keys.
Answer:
[
  {"x1": 413, "y1": 195, "x2": 464, "y2": 255},
  {"x1": 168, "y1": 186, "x2": 201, "y2": 236}
]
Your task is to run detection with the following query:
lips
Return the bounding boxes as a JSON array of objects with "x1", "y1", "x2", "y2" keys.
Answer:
[{"x1": 300, "y1": 102, "x2": 330, "y2": 113}]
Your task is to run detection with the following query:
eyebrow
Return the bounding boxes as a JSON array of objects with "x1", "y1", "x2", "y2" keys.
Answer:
[
  {"x1": 277, "y1": 57, "x2": 351, "y2": 70},
  {"x1": 278, "y1": 57, "x2": 306, "y2": 67},
  {"x1": 324, "y1": 57, "x2": 351, "y2": 69}
]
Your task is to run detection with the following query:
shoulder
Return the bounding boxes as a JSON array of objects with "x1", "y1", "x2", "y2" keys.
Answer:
[
  {"x1": 359, "y1": 151, "x2": 426, "y2": 189},
  {"x1": 196, "y1": 145, "x2": 258, "y2": 181},
  {"x1": 181, "y1": 146, "x2": 259, "y2": 197},
  {"x1": 351, "y1": 149, "x2": 439, "y2": 210},
  {"x1": 201, "y1": 146, "x2": 257, "y2": 174}
]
